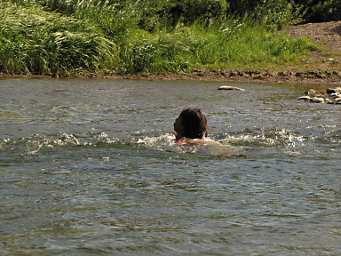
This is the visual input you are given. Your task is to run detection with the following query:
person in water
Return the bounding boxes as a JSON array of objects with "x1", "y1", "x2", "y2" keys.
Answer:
[
  {"x1": 174, "y1": 108, "x2": 208, "y2": 144},
  {"x1": 173, "y1": 108, "x2": 240, "y2": 157}
]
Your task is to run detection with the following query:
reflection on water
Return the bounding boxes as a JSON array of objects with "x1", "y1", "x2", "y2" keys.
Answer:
[{"x1": 1, "y1": 79, "x2": 341, "y2": 255}]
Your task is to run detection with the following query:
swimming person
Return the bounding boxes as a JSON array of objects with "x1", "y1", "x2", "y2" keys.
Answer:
[
  {"x1": 174, "y1": 107, "x2": 240, "y2": 157},
  {"x1": 174, "y1": 108, "x2": 208, "y2": 145}
]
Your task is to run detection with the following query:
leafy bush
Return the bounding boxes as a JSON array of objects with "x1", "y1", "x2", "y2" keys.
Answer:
[
  {"x1": 295, "y1": 0, "x2": 341, "y2": 22},
  {"x1": 253, "y1": 0, "x2": 303, "y2": 29}
]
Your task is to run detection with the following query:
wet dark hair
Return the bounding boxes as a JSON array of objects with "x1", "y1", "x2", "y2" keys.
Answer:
[{"x1": 174, "y1": 108, "x2": 208, "y2": 139}]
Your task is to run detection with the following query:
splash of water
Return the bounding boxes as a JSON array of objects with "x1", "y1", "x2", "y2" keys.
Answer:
[
  {"x1": 219, "y1": 128, "x2": 305, "y2": 148},
  {"x1": 0, "y1": 128, "x2": 320, "y2": 157},
  {"x1": 136, "y1": 133, "x2": 198, "y2": 153},
  {"x1": 0, "y1": 132, "x2": 118, "y2": 155}
]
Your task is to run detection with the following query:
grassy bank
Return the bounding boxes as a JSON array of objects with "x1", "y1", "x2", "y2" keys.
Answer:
[{"x1": 0, "y1": 1, "x2": 318, "y2": 77}]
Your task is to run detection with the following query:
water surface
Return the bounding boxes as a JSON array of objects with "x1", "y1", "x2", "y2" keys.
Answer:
[{"x1": 1, "y1": 79, "x2": 341, "y2": 255}]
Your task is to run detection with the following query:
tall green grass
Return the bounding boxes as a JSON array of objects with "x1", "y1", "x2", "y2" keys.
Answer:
[
  {"x1": 0, "y1": 3, "x2": 118, "y2": 75},
  {"x1": 0, "y1": 1, "x2": 318, "y2": 76},
  {"x1": 120, "y1": 21, "x2": 317, "y2": 73}
]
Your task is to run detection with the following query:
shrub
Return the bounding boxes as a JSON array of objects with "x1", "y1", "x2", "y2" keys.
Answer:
[{"x1": 253, "y1": 0, "x2": 303, "y2": 29}]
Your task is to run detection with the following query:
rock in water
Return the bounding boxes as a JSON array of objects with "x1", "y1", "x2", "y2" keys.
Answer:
[
  {"x1": 305, "y1": 89, "x2": 323, "y2": 97},
  {"x1": 298, "y1": 96, "x2": 311, "y2": 101},
  {"x1": 218, "y1": 85, "x2": 245, "y2": 91},
  {"x1": 329, "y1": 92, "x2": 339, "y2": 98},
  {"x1": 325, "y1": 98, "x2": 334, "y2": 104},
  {"x1": 298, "y1": 87, "x2": 341, "y2": 105},
  {"x1": 310, "y1": 97, "x2": 325, "y2": 103},
  {"x1": 306, "y1": 89, "x2": 317, "y2": 97},
  {"x1": 327, "y1": 87, "x2": 341, "y2": 95}
]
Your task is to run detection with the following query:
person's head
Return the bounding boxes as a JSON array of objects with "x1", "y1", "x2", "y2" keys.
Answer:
[{"x1": 174, "y1": 108, "x2": 208, "y2": 140}]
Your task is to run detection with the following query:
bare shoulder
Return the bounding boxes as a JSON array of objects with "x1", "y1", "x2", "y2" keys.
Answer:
[
  {"x1": 176, "y1": 137, "x2": 205, "y2": 145},
  {"x1": 176, "y1": 137, "x2": 240, "y2": 158}
]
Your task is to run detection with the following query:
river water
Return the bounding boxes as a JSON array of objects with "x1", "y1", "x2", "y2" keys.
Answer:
[{"x1": 0, "y1": 79, "x2": 340, "y2": 255}]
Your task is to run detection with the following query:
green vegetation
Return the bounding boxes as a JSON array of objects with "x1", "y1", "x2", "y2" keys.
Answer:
[
  {"x1": 294, "y1": 0, "x2": 341, "y2": 22},
  {"x1": 120, "y1": 23, "x2": 316, "y2": 73},
  {"x1": 0, "y1": 0, "x2": 334, "y2": 76},
  {"x1": 0, "y1": 4, "x2": 117, "y2": 75}
]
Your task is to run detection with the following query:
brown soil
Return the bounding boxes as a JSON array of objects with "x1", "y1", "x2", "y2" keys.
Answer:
[
  {"x1": 106, "y1": 69, "x2": 341, "y2": 85},
  {"x1": 288, "y1": 20, "x2": 341, "y2": 73},
  {"x1": 289, "y1": 21, "x2": 341, "y2": 53}
]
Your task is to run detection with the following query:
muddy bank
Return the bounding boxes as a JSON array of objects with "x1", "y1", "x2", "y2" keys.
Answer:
[
  {"x1": 1, "y1": 69, "x2": 341, "y2": 85},
  {"x1": 112, "y1": 68, "x2": 341, "y2": 85},
  {"x1": 126, "y1": 69, "x2": 341, "y2": 84}
]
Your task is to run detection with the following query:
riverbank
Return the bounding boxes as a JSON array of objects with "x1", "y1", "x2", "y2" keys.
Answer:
[
  {"x1": 146, "y1": 21, "x2": 341, "y2": 85},
  {"x1": 2, "y1": 69, "x2": 340, "y2": 85},
  {"x1": 1, "y1": 30, "x2": 340, "y2": 86},
  {"x1": 0, "y1": 2, "x2": 319, "y2": 80},
  {"x1": 0, "y1": 2, "x2": 340, "y2": 86},
  {"x1": 112, "y1": 68, "x2": 341, "y2": 85},
  {"x1": 83, "y1": 20, "x2": 341, "y2": 85}
]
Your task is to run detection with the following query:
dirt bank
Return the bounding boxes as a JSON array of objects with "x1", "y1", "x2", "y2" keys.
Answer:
[
  {"x1": 288, "y1": 20, "x2": 341, "y2": 75},
  {"x1": 108, "y1": 69, "x2": 340, "y2": 85},
  {"x1": 2, "y1": 68, "x2": 339, "y2": 85}
]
